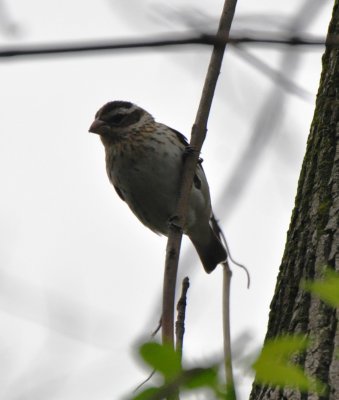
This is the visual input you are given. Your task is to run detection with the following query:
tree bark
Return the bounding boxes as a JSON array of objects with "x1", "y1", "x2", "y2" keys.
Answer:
[{"x1": 249, "y1": 1, "x2": 339, "y2": 399}]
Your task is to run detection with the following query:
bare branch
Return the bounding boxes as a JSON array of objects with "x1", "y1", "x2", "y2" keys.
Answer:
[
  {"x1": 161, "y1": 0, "x2": 238, "y2": 346},
  {"x1": 211, "y1": 215, "x2": 250, "y2": 288},
  {"x1": 175, "y1": 277, "x2": 190, "y2": 360},
  {"x1": 222, "y1": 261, "x2": 235, "y2": 398}
]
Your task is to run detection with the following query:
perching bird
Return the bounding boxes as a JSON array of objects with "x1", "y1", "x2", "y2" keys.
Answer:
[{"x1": 89, "y1": 101, "x2": 226, "y2": 273}]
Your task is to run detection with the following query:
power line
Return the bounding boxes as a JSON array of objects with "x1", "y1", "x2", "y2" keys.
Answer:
[{"x1": 0, "y1": 32, "x2": 335, "y2": 59}]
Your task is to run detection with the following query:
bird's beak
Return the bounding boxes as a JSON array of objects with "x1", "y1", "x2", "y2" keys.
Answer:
[{"x1": 88, "y1": 119, "x2": 110, "y2": 136}]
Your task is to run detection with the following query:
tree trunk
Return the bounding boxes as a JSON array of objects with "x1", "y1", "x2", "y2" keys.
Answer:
[{"x1": 249, "y1": 1, "x2": 339, "y2": 399}]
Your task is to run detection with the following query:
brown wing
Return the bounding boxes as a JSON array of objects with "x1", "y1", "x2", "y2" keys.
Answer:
[
  {"x1": 169, "y1": 127, "x2": 205, "y2": 190},
  {"x1": 169, "y1": 127, "x2": 189, "y2": 147}
]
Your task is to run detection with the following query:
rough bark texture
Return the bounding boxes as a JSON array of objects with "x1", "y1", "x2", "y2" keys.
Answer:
[{"x1": 249, "y1": 1, "x2": 339, "y2": 400}]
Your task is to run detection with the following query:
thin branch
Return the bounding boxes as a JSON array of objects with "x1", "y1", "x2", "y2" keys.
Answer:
[
  {"x1": 210, "y1": 217, "x2": 236, "y2": 394},
  {"x1": 175, "y1": 277, "x2": 190, "y2": 360},
  {"x1": 161, "y1": 0, "x2": 238, "y2": 346},
  {"x1": 134, "y1": 370, "x2": 156, "y2": 393},
  {"x1": 211, "y1": 215, "x2": 250, "y2": 288},
  {"x1": 222, "y1": 261, "x2": 236, "y2": 399},
  {"x1": 0, "y1": 33, "x2": 336, "y2": 59},
  {"x1": 151, "y1": 318, "x2": 162, "y2": 337}
]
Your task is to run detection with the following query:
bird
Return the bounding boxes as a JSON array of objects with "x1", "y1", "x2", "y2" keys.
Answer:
[{"x1": 88, "y1": 101, "x2": 226, "y2": 273}]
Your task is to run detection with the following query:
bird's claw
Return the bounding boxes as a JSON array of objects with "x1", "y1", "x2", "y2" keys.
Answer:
[{"x1": 184, "y1": 145, "x2": 203, "y2": 164}]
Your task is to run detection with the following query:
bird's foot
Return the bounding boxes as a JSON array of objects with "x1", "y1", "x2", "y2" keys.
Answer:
[{"x1": 183, "y1": 145, "x2": 203, "y2": 164}]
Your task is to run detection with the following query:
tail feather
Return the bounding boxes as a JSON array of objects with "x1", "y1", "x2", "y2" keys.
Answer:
[{"x1": 190, "y1": 226, "x2": 227, "y2": 273}]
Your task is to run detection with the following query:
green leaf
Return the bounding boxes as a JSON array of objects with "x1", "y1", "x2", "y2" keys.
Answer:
[
  {"x1": 252, "y1": 335, "x2": 325, "y2": 393},
  {"x1": 183, "y1": 367, "x2": 218, "y2": 389},
  {"x1": 139, "y1": 342, "x2": 181, "y2": 379},
  {"x1": 302, "y1": 270, "x2": 339, "y2": 307}
]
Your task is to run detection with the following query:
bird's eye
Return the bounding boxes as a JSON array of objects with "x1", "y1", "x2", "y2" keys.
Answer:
[{"x1": 107, "y1": 113, "x2": 125, "y2": 124}]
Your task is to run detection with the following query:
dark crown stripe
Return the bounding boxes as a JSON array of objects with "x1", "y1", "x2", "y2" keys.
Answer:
[{"x1": 119, "y1": 109, "x2": 143, "y2": 127}]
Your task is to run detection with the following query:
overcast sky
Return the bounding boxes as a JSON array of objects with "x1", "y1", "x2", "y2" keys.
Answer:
[{"x1": 0, "y1": 0, "x2": 334, "y2": 399}]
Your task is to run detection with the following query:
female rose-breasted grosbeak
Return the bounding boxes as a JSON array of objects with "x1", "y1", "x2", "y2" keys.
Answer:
[{"x1": 89, "y1": 101, "x2": 226, "y2": 273}]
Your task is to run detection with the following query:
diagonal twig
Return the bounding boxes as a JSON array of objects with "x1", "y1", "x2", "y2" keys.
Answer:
[
  {"x1": 162, "y1": 1, "x2": 239, "y2": 398},
  {"x1": 175, "y1": 277, "x2": 190, "y2": 360},
  {"x1": 162, "y1": 0, "x2": 238, "y2": 346}
]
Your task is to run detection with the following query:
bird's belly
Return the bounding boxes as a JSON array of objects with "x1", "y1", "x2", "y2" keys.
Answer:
[
  {"x1": 110, "y1": 149, "x2": 183, "y2": 234},
  {"x1": 107, "y1": 141, "x2": 212, "y2": 236}
]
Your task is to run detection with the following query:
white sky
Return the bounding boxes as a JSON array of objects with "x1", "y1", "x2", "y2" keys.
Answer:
[{"x1": 0, "y1": 0, "x2": 334, "y2": 399}]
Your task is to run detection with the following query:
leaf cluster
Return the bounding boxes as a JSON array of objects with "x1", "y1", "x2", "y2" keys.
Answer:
[
  {"x1": 131, "y1": 270, "x2": 338, "y2": 399},
  {"x1": 132, "y1": 342, "x2": 229, "y2": 400}
]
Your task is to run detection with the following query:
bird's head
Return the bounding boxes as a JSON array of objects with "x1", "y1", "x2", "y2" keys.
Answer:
[{"x1": 88, "y1": 101, "x2": 154, "y2": 142}]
